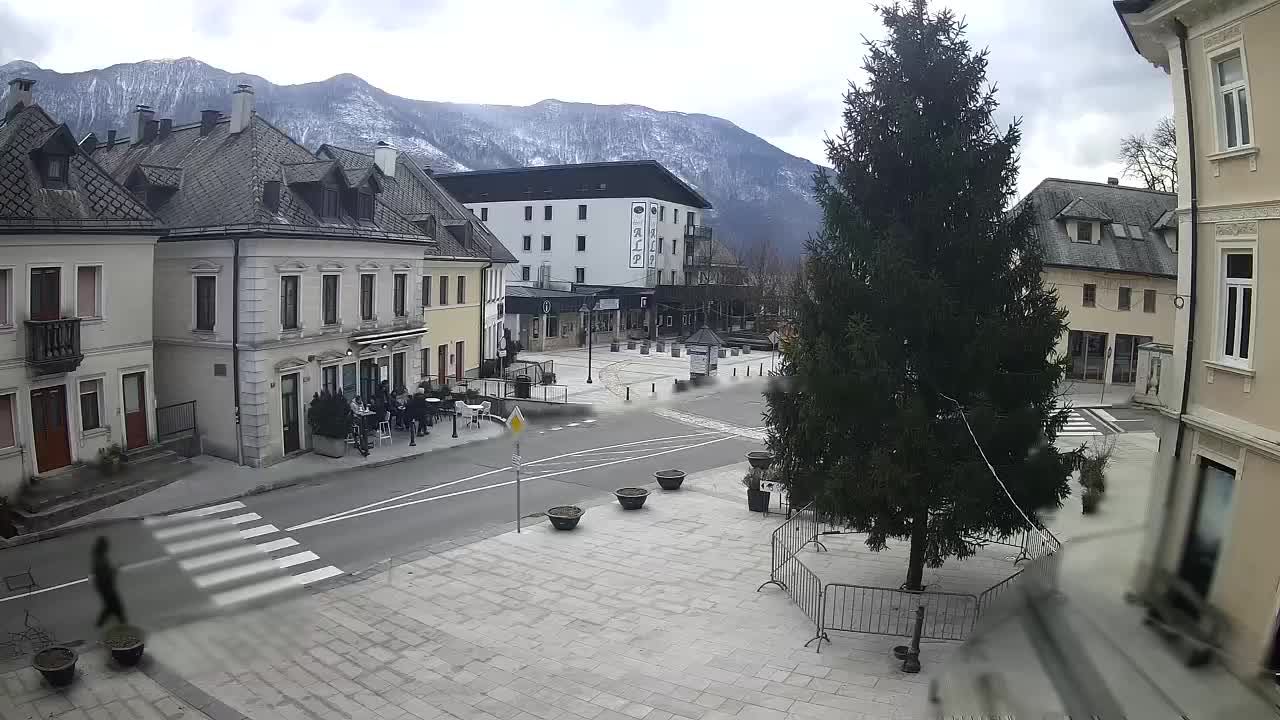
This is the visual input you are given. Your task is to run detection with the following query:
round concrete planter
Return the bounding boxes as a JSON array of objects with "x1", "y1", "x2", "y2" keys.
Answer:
[
  {"x1": 746, "y1": 451, "x2": 774, "y2": 470},
  {"x1": 547, "y1": 506, "x2": 583, "y2": 530},
  {"x1": 671, "y1": 347, "x2": 681, "y2": 358},
  {"x1": 718, "y1": 348, "x2": 727, "y2": 358},
  {"x1": 743, "y1": 346, "x2": 752, "y2": 354},
  {"x1": 640, "y1": 343, "x2": 650, "y2": 355},
  {"x1": 614, "y1": 487, "x2": 650, "y2": 510},
  {"x1": 104, "y1": 624, "x2": 145, "y2": 667},
  {"x1": 627, "y1": 340, "x2": 637, "y2": 350},
  {"x1": 656, "y1": 340, "x2": 667, "y2": 352},
  {"x1": 33, "y1": 647, "x2": 77, "y2": 687},
  {"x1": 655, "y1": 470, "x2": 685, "y2": 491},
  {"x1": 731, "y1": 348, "x2": 740, "y2": 356},
  {"x1": 610, "y1": 342, "x2": 620, "y2": 352}
]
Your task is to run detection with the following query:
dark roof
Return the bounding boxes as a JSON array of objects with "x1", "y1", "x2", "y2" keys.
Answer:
[
  {"x1": 505, "y1": 285, "x2": 584, "y2": 299},
  {"x1": 0, "y1": 104, "x2": 157, "y2": 232},
  {"x1": 316, "y1": 144, "x2": 516, "y2": 264},
  {"x1": 435, "y1": 160, "x2": 712, "y2": 209},
  {"x1": 685, "y1": 327, "x2": 726, "y2": 347},
  {"x1": 1054, "y1": 196, "x2": 1112, "y2": 222},
  {"x1": 1019, "y1": 178, "x2": 1177, "y2": 278}
]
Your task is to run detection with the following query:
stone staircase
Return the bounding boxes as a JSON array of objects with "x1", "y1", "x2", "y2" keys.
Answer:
[{"x1": 11, "y1": 445, "x2": 194, "y2": 534}]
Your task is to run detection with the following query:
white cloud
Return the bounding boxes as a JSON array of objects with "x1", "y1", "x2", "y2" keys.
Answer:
[{"x1": 3, "y1": 0, "x2": 1172, "y2": 196}]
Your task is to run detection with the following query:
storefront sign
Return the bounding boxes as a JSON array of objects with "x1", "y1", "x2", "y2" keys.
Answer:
[
  {"x1": 648, "y1": 202, "x2": 659, "y2": 268},
  {"x1": 629, "y1": 202, "x2": 646, "y2": 269},
  {"x1": 595, "y1": 298, "x2": 620, "y2": 311}
]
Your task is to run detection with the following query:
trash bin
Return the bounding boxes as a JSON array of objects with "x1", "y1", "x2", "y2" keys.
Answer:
[{"x1": 515, "y1": 375, "x2": 533, "y2": 399}]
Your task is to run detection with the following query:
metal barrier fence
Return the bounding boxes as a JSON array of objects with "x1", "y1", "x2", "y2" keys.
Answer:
[
  {"x1": 459, "y1": 378, "x2": 570, "y2": 404},
  {"x1": 156, "y1": 400, "x2": 199, "y2": 456},
  {"x1": 762, "y1": 502, "x2": 1065, "y2": 652}
]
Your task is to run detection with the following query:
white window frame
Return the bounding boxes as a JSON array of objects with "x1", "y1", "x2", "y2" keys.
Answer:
[
  {"x1": 321, "y1": 273, "x2": 342, "y2": 327},
  {"x1": 320, "y1": 364, "x2": 340, "y2": 395},
  {"x1": 78, "y1": 376, "x2": 105, "y2": 434},
  {"x1": 75, "y1": 263, "x2": 104, "y2": 320},
  {"x1": 1209, "y1": 44, "x2": 1255, "y2": 152},
  {"x1": 0, "y1": 391, "x2": 16, "y2": 450},
  {"x1": 191, "y1": 273, "x2": 218, "y2": 333},
  {"x1": 575, "y1": 267, "x2": 585, "y2": 284},
  {"x1": 393, "y1": 272, "x2": 409, "y2": 318},
  {"x1": 0, "y1": 266, "x2": 14, "y2": 329},
  {"x1": 521, "y1": 266, "x2": 531, "y2": 282},
  {"x1": 360, "y1": 273, "x2": 377, "y2": 322},
  {"x1": 279, "y1": 273, "x2": 302, "y2": 332},
  {"x1": 1219, "y1": 246, "x2": 1256, "y2": 368}
]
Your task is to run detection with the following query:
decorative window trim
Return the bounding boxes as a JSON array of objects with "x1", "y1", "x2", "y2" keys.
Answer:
[
  {"x1": 274, "y1": 356, "x2": 309, "y2": 372},
  {"x1": 274, "y1": 259, "x2": 309, "y2": 274},
  {"x1": 74, "y1": 263, "x2": 105, "y2": 320},
  {"x1": 188, "y1": 260, "x2": 222, "y2": 274},
  {"x1": 1208, "y1": 145, "x2": 1259, "y2": 176},
  {"x1": 1216, "y1": 243, "x2": 1256, "y2": 369},
  {"x1": 192, "y1": 273, "x2": 218, "y2": 334},
  {"x1": 357, "y1": 260, "x2": 382, "y2": 272},
  {"x1": 317, "y1": 261, "x2": 346, "y2": 273},
  {"x1": 321, "y1": 272, "x2": 342, "y2": 328},
  {"x1": 279, "y1": 273, "x2": 302, "y2": 333},
  {"x1": 391, "y1": 262, "x2": 414, "y2": 272},
  {"x1": 1205, "y1": 38, "x2": 1256, "y2": 155}
]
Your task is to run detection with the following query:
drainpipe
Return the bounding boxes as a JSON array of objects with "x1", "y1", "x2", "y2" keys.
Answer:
[
  {"x1": 479, "y1": 261, "x2": 492, "y2": 376},
  {"x1": 232, "y1": 237, "x2": 244, "y2": 466}
]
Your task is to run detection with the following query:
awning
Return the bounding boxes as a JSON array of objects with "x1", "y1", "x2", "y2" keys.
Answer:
[{"x1": 351, "y1": 326, "x2": 430, "y2": 346}]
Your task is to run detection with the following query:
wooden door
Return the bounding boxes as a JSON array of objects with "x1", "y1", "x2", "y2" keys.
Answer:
[
  {"x1": 437, "y1": 345, "x2": 447, "y2": 385},
  {"x1": 280, "y1": 372, "x2": 300, "y2": 454},
  {"x1": 455, "y1": 341, "x2": 464, "y2": 382},
  {"x1": 29, "y1": 267, "x2": 61, "y2": 320},
  {"x1": 31, "y1": 385, "x2": 71, "y2": 472},
  {"x1": 122, "y1": 372, "x2": 148, "y2": 450}
]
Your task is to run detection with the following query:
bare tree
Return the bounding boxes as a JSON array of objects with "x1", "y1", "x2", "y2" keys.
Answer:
[{"x1": 1120, "y1": 116, "x2": 1177, "y2": 193}]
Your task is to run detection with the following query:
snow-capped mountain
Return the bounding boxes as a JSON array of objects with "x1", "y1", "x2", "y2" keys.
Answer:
[{"x1": 1, "y1": 57, "x2": 820, "y2": 257}]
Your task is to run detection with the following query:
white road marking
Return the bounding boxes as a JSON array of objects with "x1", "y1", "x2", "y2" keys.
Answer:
[
  {"x1": 1095, "y1": 410, "x2": 1119, "y2": 423},
  {"x1": 567, "y1": 423, "x2": 580, "y2": 427},
  {"x1": 0, "y1": 577, "x2": 87, "y2": 603},
  {"x1": 256, "y1": 538, "x2": 299, "y2": 553},
  {"x1": 293, "y1": 566, "x2": 344, "y2": 585},
  {"x1": 286, "y1": 430, "x2": 721, "y2": 532},
  {"x1": 239, "y1": 524, "x2": 279, "y2": 540},
  {"x1": 274, "y1": 551, "x2": 319, "y2": 569},
  {"x1": 143, "y1": 501, "x2": 246, "y2": 526},
  {"x1": 223, "y1": 513, "x2": 263, "y2": 526},
  {"x1": 152, "y1": 519, "x2": 231, "y2": 541},
  {"x1": 194, "y1": 559, "x2": 281, "y2": 589},
  {"x1": 551, "y1": 426, "x2": 563, "y2": 431},
  {"x1": 291, "y1": 434, "x2": 737, "y2": 531},
  {"x1": 164, "y1": 530, "x2": 245, "y2": 555},
  {"x1": 179, "y1": 545, "x2": 262, "y2": 572},
  {"x1": 211, "y1": 576, "x2": 301, "y2": 607}
]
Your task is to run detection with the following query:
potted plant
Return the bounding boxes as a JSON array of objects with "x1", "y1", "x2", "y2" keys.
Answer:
[
  {"x1": 614, "y1": 487, "x2": 649, "y2": 510},
  {"x1": 1081, "y1": 486, "x2": 1102, "y2": 514},
  {"x1": 655, "y1": 469, "x2": 685, "y2": 491},
  {"x1": 547, "y1": 505, "x2": 583, "y2": 530},
  {"x1": 32, "y1": 646, "x2": 77, "y2": 687},
  {"x1": 743, "y1": 468, "x2": 771, "y2": 512},
  {"x1": 96, "y1": 443, "x2": 128, "y2": 476},
  {"x1": 104, "y1": 624, "x2": 146, "y2": 667},
  {"x1": 307, "y1": 391, "x2": 354, "y2": 458},
  {"x1": 656, "y1": 340, "x2": 667, "y2": 352},
  {"x1": 746, "y1": 451, "x2": 774, "y2": 470}
]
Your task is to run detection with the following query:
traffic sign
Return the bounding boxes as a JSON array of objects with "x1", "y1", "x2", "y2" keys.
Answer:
[
  {"x1": 768, "y1": 330, "x2": 781, "y2": 347},
  {"x1": 512, "y1": 453, "x2": 522, "y2": 465},
  {"x1": 542, "y1": 300, "x2": 552, "y2": 315},
  {"x1": 506, "y1": 405, "x2": 528, "y2": 434}
]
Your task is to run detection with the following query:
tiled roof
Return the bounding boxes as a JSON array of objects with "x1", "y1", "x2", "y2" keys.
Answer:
[
  {"x1": 1054, "y1": 196, "x2": 1112, "y2": 222},
  {"x1": 436, "y1": 160, "x2": 713, "y2": 209},
  {"x1": 317, "y1": 144, "x2": 516, "y2": 263},
  {"x1": 1019, "y1": 178, "x2": 1177, "y2": 278},
  {"x1": 92, "y1": 116, "x2": 424, "y2": 240},
  {"x1": 136, "y1": 164, "x2": 182, "y2": 188},
  {"x1": 0, "y1": 104, "x2": 156, "y2": 231}
]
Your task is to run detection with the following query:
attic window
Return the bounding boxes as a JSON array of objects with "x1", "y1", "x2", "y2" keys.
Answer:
[
  {"x1": 1128, "y1": 224, "x2": 1144, "y2": 239},
  {"x1": 262, "y1": 181, "x2": 281, "y2": 212},
  {"x1": 321, "y1": 185, "x2": 340, "y2": 218},
  {"x1": 1076, "y1": 221, "x2": 1093, "y2": 244},
  {"x1": 357, "y1": 189, "x2": 375, "y2": 221},
  {"x1": 44, "y1": 155, "x2": 69, "y2": 188},
  {"x1": 1113, "y1": 224, "x2": 1128, "y2": 239}
]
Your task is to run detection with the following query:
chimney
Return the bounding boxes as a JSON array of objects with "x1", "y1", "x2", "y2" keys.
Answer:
[
  {"x1": 5, "y1": 78, "x2": 34, "y2": 117},
  {"x1": 144, "y1": 119, "x2": 159, "y2": 142},
  {"x1": 200, "y1": 109, "x2": 219, "y2": 136},
  {"x1": 1106, "y1": 177, "x2": 1119, "y2": 186},
  {"x1": 374, "y1": 141, "x2": 398, "y2": 178},
  {"x1": 230, "y1": 84, "x2": 254, "y2": 134},
  {"x1": 79, "y1": 133, "x2": 99, "y2": 154},
  {"x1": 158, "y1": 118, "x2": 172, "y2": 139},
  {"x1": 106, "y1": 129, "x2": 117, "y2": 145},
  {"x1": 131, "y1": 104, "x2": 155, "y2": 145}
]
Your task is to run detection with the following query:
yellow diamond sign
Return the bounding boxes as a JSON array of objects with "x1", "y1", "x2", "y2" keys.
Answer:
[{"x1": 506, "y1": 406, "x2": 528, "y2": 434}]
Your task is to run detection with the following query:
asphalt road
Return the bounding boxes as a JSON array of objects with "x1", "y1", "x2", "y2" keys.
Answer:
[{"x1": 0, "y1": 380, "x2": 768, "y2": 657}]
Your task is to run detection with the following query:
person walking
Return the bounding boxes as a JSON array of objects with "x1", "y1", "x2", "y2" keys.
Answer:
[{"x1": 92, "y1": 536, "x2": 127, "y2": 627}]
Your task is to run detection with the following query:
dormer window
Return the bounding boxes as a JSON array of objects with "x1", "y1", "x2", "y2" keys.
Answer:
[
  {"x1": 44, "y1": 155, "x2": 69, "y2": 188},
  {"x1": 263, "y1": 181, "x2": 281, "y2": 212},
  {"x1": 321, "y1": 185, "x2": 340, "y2": 218},
  {"x1": 357, "y1": 189, "x2": 374, "y2": 221},
  {"x1": 1076, "y1": 221, "x2": 1093, "y2": 244}
]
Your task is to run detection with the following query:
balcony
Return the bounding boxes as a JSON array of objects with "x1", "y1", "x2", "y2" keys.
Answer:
[
  {"x1": 25, "y1": 318, "x2": 83, "y2": 375},
  {"x1": 684, "y1": 224, "x2": 713, "y2": 240}
]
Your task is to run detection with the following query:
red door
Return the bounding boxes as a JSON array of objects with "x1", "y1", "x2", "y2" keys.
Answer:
[
  {"x1": 455, "y1": 341, "x2": 464, "y2": 382},
  {"x1": 122, "y1": 372, "x2": 148, "y2": 450},
  {"x1": 437, "y1": 345, "x2": 447, "y2": 386},
  {"x1": 31, "y1": 385, "x2": 71, "y2": 473}
]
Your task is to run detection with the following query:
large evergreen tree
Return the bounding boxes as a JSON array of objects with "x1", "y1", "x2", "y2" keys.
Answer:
[{"x1": 766, "y1": 0, "x2": 1074, "y2": 591}]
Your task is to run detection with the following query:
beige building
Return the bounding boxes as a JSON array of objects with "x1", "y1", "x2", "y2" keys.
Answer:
[
  {"x1": 1021, "y1": 177, "x2": 1178, "y2": 385},
  {"x1": 0, "y1": 79, "x2": 161, "y2": 498},
  {"x1": 1119, "y1": 0, "x2": 1280, "y2": 685},
  {"x1": 91, "y1": 87, "x2": 511, "y2": 467}
]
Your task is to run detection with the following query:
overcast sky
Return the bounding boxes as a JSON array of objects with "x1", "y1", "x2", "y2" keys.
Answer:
[{"x1": 2, "y1": 0, "x2": 1171, "y2": 197}]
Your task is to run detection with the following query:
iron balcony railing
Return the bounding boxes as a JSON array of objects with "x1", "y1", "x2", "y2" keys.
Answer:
[
  {"x1": 25, "y1": 317, "x2": 83, "y2": 375},
  {"x1": 684, "y1": 224, "x2": 713, "y2": 240}
]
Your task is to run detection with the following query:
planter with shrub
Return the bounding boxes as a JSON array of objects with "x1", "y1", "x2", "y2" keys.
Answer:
[
  {"x1": 746, "y1": 451, "x2": 774, "y2": 470},
  {"x1": 743, "y1": 468, "x2": 771, "y2": 512},
  {"x1": 104, "y1": 624, "x2": 146, "y2": 667},
  {"x1": 33, "y1": 646, "x2": 77, "y2": 687},
  {"x1": 1081, "y1": 487, "x2": 1102, "y2": 514},
  {"x1": 1077, "y1": 439, "x2": 1113, "y2": 514},
  {"x1": 547, "y1": 505, "x2": 583, "y2": 530},
  {"x1": 627, "y1": 340, "x2": 637, "y2": 350},
  {"x1": 307, "y1": 391, "x2": 354, "y2": 458},
  {"x1": 614, "y1": 487, "x2": 649, "y2": 510},
  {"x1": 655, "y1": 469, "x2": 685, "y2": 490},
  {"x1": 610, "y1": 341, "x2": 620, "y2": 352},
  {"x1": 96, "y1": 443, "x2": 129, "y2": 476}
]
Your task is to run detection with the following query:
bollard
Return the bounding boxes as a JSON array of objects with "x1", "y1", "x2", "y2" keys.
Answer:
[
  {"x1": 409, "y1": 419, "x2": 417, "y2": 447},
  {"x1": 760, "y1": 363, "x2": 763, "y2": 376},
  {"x1": 452, "y1": 408, "x2": 458, "y2": 438},
  {"x1": 901, "y1": 606, "x2": 924, "y2": 673},
  {"x1": 747, "y1": 365, "x2": 751, "y2": 377},
  {"x1": 626, "y1": 386, "x2": 631, "y2": 402},
  {"x1": 733, "y1": 367, "x2": 737, "y2": 377},
  {"x1": 651, "y1": 382, "x2": 655, "y2": 394}
]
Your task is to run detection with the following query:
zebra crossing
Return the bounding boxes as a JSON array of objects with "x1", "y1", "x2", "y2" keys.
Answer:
[
  {"x1": 143, "y1": 501, "x2": 343, "y2": 609},
  {"x1": 1058, "y1": 409, "x2": 1104, "y2": 438}
]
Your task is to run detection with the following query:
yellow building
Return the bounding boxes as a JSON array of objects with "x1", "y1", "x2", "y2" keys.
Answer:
[{"x1": 1118, "y1": 0, "x2": 1280, "y2": 684}]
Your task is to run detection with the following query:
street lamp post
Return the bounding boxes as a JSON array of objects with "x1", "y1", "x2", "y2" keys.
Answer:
[{"x1": 579, "y1": 303, "x2": 594, "y2": 384}]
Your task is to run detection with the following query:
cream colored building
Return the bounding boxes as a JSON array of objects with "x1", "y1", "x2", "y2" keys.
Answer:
[
  {"x1": 0, "y1": 81, "x2": 161, "y2": 498},
  {"x1": 1020, "y1": 177, "x2": 1178, "y2": 385},
  {"x1": 92, "y1": 87, "x2": 510, "y2": 467},
  {"x1": 1119, "y1": 0, "x2": 1280, "y2": 685}
]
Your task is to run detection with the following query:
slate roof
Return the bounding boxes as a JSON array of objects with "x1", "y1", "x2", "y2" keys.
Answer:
[
  {"x1": 436, "y1": 160, "x2": 713, "y2": 209},
  {"x1": 317, "y1": 144, "x2": 516, "y2": 264},
  {"x1": 0, "y1": 104, "x2": 156, "y2": 232},
  {"x1": 136, "y1": 164, "x2": 181, "y2": 188},
  {"x1": 91, "y1": 115, "x2": 436, "y2": 243},
  {"x1": 1054, "y1": 196, "x2": 1112, "y2": 222},
  {"x1": 1018, "y1": 178, "x2": 1177, "y2": 278},
  {"x1": 685, "y1": 327, "x2": 726, "y2": 347}
]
